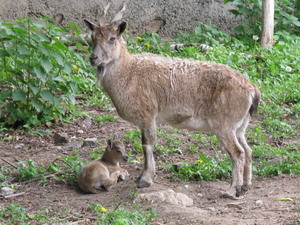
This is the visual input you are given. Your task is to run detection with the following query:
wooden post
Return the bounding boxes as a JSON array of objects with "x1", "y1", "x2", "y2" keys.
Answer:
[{"x1": 261, "y1": 0, "x2": 275, "y2": 49}]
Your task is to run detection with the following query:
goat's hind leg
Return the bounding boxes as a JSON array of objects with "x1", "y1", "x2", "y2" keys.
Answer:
[
  {"x1": 218, "y1": 131, "x2": 246, "y2": 199},
  {"x1": 136, "y1": 121, "x2": 156, "y2": 188},
  {"x1": 236, "y1": 114, "x2": 252, "y2": 195}
]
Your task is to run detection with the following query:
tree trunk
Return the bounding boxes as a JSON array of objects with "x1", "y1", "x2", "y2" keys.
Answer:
[{"x1": 261, "y1": 0, "x2": 274, "y2": 49}]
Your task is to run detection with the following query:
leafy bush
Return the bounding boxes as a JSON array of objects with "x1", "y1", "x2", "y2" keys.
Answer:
[
  {"x1": 0, "y1": 17, "x2": 94, "y2": 129},
  {"x1": 224, "y1": 0, "x2": 300, "y2": 36}
]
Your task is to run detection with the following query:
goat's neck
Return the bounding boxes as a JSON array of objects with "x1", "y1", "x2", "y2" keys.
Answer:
[
  {"x1": 101, "y1": 151, "x2": 119, "y2": 166},
  {"x1": 98, "y1": 43, "x2": 133, "y2": 83}
]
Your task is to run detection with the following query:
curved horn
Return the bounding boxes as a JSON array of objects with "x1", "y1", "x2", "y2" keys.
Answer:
[
  {"x1": 110, "y1": 1, "x2": 127, "y2": 24},
  {"x1": 99, "y1": 1, "x2": 111, "y2": 25}
]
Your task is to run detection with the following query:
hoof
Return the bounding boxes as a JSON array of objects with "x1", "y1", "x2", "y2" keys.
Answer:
[
  {"x1": 239, "y1": 185, "x2": 250, "y2": 196},
  {"x1": 221, "y1": 192, "x2": 243, "y2": 200},
  {"x1": 135, "y1": 177, "x2": 152, "y2": 188}
]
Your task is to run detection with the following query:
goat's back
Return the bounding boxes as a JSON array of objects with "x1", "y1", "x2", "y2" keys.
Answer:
[{"x1": 104, "y1": 53, "x2": 259, "y2": 130}]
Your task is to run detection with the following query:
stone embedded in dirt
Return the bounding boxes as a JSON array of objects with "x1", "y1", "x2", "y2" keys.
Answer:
[
  {"x1": 1, "y1": 187, "x2": 14, "y2": 196},
  {"x1": 64, "y1": 141, "x2": 83, "y2": 150},
  {"x1": 83, "y1": 138, "x2": 97, "y2": 148},
  {"x1": 255, "y1": 200, "x2": 264, "y2": 206},
  {"x1": 53, "y1": 132, "x2": 69, "y2": 145},
  {"x1": 79, "y1": 117, "x2": 92, "y2": 129},
  {"x1": 134, "y1": 189, "x2": 193, "y2": 207},
  {"x1": 14, "y1": 143, "x2": 25, "y2": 149},
  {"x1": 77, "y1": 129, "x2": 84, "y2": 134}
]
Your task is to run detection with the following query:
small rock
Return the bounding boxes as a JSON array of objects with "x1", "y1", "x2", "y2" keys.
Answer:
[
  {"x1": 184, "y1": 185, "x2": 189, "y2": 189},
  {"x1": 83, "y1": 138, "x2": 97, "y2": 148},
  {"x1": 14, "y1": 143, "x2": 25, "y2": 149},
  {"x1": 255, "y1": 200, "x2": 264, "y2": 206},
  {"x1": 64, "y1": 141, "x2": 83, "y2": 150},
  {"x1": 134, "y1": 165, "x2": 141, "y2": 170},
  {"x1": 77, "y1": 129, "x2": 84, "y2": 134},
  {"x1": 207, "y1": 207, "x2": 216, "y2": 212},
  {"x1": 79, "y1": 117, "x2": 92, "y2": 129},
  {"x1": 54, "y1": 132, "x2": 69, "y2": 145},
  {"x1": 197, "y1": 193, "x2": 203, "y2": 197},
  {"x1": 45, "y1": 122, "x2": 52, "y2": 127},
  {"x1": 1, "y1": 187, "x2": 14, "y2": 196}
]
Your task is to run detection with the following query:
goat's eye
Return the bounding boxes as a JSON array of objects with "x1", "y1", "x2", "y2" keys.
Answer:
[
  {"x1": 116, "y1": 150, "x2": 122, "y2": 154},
  {"x1": 109, "y1": 37, "x2": 116, "y2": 42}
]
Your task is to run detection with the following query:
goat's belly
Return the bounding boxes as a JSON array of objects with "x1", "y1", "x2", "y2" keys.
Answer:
[
  {"x1": 157, "y1": 112, "x2": 211, "y2": 132},
  {"x1": 173, "y1": 117, "x2": 211, "y2": 132}
]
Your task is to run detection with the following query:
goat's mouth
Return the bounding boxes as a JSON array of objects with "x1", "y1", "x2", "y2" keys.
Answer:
[{"x1": 97, "y1": 63, "x2": 105, "y2": 73}]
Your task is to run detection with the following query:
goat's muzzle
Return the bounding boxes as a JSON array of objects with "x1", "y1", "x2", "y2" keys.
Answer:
[{"x1": 89, "y1": 54, "x2": 99, "y2": 66}]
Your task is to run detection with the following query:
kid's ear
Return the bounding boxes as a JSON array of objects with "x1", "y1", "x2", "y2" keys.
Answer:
[
  {"x1": 84, "y1": 19, "x2": 97, "y2": 31},
  {"x1": 117, "y1": 21, "x2": 127, "y2": 36},
  {"x1": 107, "y1": 139, "x2": 113, "y2": 148}
]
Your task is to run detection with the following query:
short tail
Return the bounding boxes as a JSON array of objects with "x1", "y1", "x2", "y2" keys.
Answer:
[{"x1": 249, "y1": 86, "x2": 261, "y2": 116}]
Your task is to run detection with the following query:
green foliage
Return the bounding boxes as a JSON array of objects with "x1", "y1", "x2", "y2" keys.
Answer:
[
  {"x1": 252, "y1": 144, "x2": 300, "y2": 176},
  {"x1": 0, "y1": 204, "x2": 82, "y2": 224},
  {"x1": 17, "y1": 160, "x2": 39, "y2": 181},
  {"x1": 15, "y1": 152, "x2": 84, "y2": 185},
  {"x1": 172, "y1": 153, "x2": 232, "y2": 181},
  {"x1": 90, "y1": 204, "x2": 158, "y2": 225},
  {"x1": 224, "y1": 0, "x2": 300, "y2": 36},
  {"x1": 0, "y1": 17, "x2": 94, "y2": 129},
  {"x1": 95, "y1": 114, "x2": 118, "y2": 123},
  {"x1": 175, "y1": 22, "x2": 232, "y2": 46}
]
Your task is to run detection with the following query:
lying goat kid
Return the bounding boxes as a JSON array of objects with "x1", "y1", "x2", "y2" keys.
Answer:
[{"x1": 78, "y1": 140, "x2": 129, "y2": 193}]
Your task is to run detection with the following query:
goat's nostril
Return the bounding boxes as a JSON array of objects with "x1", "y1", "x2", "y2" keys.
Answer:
[{"x1": 90, "y1": 55, "x2": 98, "y2": 61}]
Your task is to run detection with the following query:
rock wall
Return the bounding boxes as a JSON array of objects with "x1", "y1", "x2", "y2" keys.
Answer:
[{"x1": 0, "y1": 0, "x2": 239, "y2": 36}]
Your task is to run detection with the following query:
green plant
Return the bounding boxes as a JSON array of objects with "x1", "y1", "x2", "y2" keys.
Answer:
[
  {"x1": 0, "y1": 17, "x2": 93, "y2": 129},
  {"x1": 0, "y1": 204, "x2": 83, "y2": 224},
  {"x1": 175, "y1": 22, "x2": 232, "y2": 46},
  {"x1": 17, "y1": 160, "x2": 39, "y2": 181},
  {"x1": 95, "y1": 114, "x2": 118, "y2": 123},
  {"x1": 252, "y1": 144, "x2": 300, "y2": 176},
  {"x1": 90, "y1": 204, "x2": 158, "y2": 225},
  {"x1": 172, "y1": 153, "x2": 231, "y2": 181},
  {"x1": 262, "y1": 117, "x2": 295, "y2": 138}
]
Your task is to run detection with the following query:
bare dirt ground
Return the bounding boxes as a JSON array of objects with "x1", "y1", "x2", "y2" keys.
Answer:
[{"x1": 0, "y1": 108, "x2": 299, "y2": 225}]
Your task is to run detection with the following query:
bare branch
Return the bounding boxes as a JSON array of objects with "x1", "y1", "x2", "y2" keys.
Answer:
[
  {"x1": 110, "y1": 1, "x2": 127, "y2": 24},
  {"x1": 99, "y1": 1, "x2": 111, "y2": 25},
  {"x1": 1, "y1": 157, "x2": 18, "y2": 169}
]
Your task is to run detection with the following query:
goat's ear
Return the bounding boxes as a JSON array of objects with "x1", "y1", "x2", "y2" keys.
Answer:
[
  {"x1": 84, "y1": 19, "x2": 96, "y2": 31},
  {"x1": 117, "y1": 21, "x2": 127, "y2": 36}
]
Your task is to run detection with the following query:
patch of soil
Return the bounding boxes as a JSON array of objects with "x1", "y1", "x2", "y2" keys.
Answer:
[{"x1": 0, "y1": 109, "x2": 299, "y2": 225}]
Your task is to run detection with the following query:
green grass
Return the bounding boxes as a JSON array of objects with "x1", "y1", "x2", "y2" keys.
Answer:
[
  {"x1": 0, "y1": 204, "x2": 82, "y2": 224},
  {"x1": 90, "y1": 204, "x2": 158, "y2": 225}
]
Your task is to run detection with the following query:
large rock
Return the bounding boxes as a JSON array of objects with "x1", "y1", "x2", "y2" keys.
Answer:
[{"x1": 134, "y1": 189, "x2": 193, "y2": 207}]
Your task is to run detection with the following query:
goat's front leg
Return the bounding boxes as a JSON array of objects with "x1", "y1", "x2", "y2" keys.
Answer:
[{"x1": 136, "y1": 121, "x2": 156, "y2": 188}]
